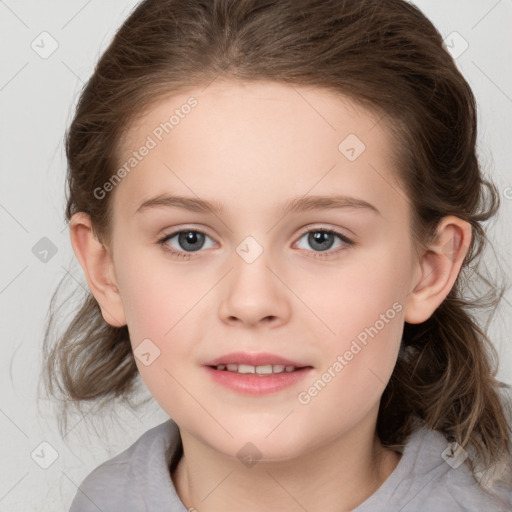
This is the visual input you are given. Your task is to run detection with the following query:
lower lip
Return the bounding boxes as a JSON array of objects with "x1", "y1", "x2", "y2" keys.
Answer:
[{"x1": 204, "y1": 366, "x2": 312, "y2": 395}]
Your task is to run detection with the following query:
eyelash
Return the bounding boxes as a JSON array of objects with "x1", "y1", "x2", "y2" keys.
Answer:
[{"x1": 156, "y1": 227, "x2": 354, "y2": 261}]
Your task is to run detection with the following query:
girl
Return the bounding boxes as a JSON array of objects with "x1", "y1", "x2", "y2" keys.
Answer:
[{"x1": 43, "y1": 0, "x2": 512, "y2": 510}]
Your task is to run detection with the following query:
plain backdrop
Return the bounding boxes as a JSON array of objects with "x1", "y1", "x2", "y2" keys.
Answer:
[{"x1": 1, "y1": 1, "x2": 511, "y2": 510}]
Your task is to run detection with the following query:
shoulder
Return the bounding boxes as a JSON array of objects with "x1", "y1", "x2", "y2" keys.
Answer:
[
  {"x1": 355, "y1": 398, "x2": 511, "y2": 512},
  {"x1": 472, "y1": 381, "x2": 512, "y2": 506},
  {"x1": 408, "y1": 382, "x2": 512, "y2": 511},
  {"x1": 402, "y1": 426, "x2": 509, "y2": 511},
  {"x1": 417, "y1": 382, "x2": 512, "y2": 511},
  {"x1": 69, "y1": 419, "x2": 185, "y2": 512}
]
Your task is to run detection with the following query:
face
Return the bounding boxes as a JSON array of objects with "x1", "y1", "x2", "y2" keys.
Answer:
[{"x1": 107, "y1": 80, "x2": 419, "y2": 460}]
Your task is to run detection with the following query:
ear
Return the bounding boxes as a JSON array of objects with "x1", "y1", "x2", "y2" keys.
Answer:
[
  {"x1": 69, "y1": 212, "x2": 127, "y2": 327},
  {"x1": 404, "y1": 216, "x2": 472, "y2": 324}
]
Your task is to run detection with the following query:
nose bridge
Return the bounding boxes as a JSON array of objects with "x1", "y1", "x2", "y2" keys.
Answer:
[{"x1": 218, "y1": 234, "x2": 290, "y2": 326}]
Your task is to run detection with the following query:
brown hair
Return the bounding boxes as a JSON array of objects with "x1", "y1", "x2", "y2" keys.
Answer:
[{"x1": 42, "y1": 0, "x2": 511, "y2": 495}]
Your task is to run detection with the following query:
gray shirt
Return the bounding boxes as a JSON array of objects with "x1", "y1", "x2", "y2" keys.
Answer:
[{"x1": 69, "y1": 388, "x2": 512, "y2": 511}]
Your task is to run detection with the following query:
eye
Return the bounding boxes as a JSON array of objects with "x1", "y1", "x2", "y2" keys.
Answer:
[
  {"x1": 157, "y1": 229, "x2": 216, "y2": 259},
  {"x1": 157, "y1": 227, "x2": 354, "y2": 260},
  {"x1": 295, "y1": 228, "x2": 353, "y2": 257}
]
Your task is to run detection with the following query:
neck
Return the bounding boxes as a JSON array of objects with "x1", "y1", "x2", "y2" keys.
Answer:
[{"x1": 171, "y1": 412, "x2": 401, "y2": 512}]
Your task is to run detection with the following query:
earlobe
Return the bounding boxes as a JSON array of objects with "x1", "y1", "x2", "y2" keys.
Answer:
[
  {"x1": 404, "y1": 216, "x2": 472, "y2": 324},
  {"x1": 69, "y1": 212, "x2": 127, "y2": 327}
]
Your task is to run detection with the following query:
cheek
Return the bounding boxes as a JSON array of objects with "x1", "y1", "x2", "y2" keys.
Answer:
[
  {"x1": 114, "y1": 255, "x2": 209, "y2": 414},
  {"x1": 115, "y1": 250, "x2": 200, "y2": 341},
  {"x1": 296, "y1": 249, "x2": 407, "y2": 346},
  {"x1": 295, "y1": 251, "x2": 406, "y2": 405},
  {"x1": 119, "y1": 276, "x2": 197, "y2": 418},
  {"x1": 297, "y1": 295, "x2": 404, "y2": 428}
]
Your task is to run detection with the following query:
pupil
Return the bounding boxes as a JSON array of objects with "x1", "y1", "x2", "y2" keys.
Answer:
[
  {"x1": 179, "y1": 231, "x2": 204, "y2": 251},
  {"x1": 310, "y1": 231, "x2": 334, "y2": 251}
]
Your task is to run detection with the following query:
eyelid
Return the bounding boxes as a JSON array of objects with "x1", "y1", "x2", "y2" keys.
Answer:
[
  {"x1": 157, "y1": 224, "x2": 214, "y2": 240},
  {"x1": 296, "y1": 223, "x2": 354, "y2": 241},
  {"x1": 157, "y1": 226, "x2": 215, "y2": 247}
]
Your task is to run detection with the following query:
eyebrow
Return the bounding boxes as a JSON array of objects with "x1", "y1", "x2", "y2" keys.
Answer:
[{"x1": 135, "y1": 193, "x2": 381, "y2": 216}]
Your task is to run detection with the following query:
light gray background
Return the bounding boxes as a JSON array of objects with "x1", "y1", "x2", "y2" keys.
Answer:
[{"x1": 1, "y1": 1, "x2": 511, "y2": 510}]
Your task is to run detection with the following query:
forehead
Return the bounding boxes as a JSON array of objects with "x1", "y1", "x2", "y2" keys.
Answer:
[
  {"x1": 113, "y1": 80, "x2": 407, "y2": 222},
  {"x1": 122, "y1": 80, "x2": 388, "y2": 150}
]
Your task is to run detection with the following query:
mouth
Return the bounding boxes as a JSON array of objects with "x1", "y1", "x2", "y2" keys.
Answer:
[
  {"x1": 209, "y1": 363, "x2": 306, "y2": 375},
  {"x1": 203, "y1": 352, "x2": 313, "y2": 394},
  {"x1": 203, "y1": 351, "x2": 311, "y2": 373}
]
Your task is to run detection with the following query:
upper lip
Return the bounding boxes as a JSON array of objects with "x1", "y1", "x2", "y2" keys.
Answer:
[{"x1": 204, "y1": 352, "x2": 309, "y2": 368}]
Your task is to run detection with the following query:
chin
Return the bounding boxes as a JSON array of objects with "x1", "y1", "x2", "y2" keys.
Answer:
[{"x1": 209, "y1": 427, "x2": 318, "y2": 463}]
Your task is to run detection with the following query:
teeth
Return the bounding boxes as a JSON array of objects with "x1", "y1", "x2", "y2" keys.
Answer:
[
  {"x1": 255, "y1": 364, "x2": 272, "y2": 375},
  {"x1": 238, "y1": 364, "x2": 255, "y2": 374},
  {"x1": 214, "y1": 364, "x2": 298, "y2": 375}
]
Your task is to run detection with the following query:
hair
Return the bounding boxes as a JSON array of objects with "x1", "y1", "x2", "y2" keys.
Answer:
[{"x1": 42, "y1": 0, "x2": 511, "y2": 498}]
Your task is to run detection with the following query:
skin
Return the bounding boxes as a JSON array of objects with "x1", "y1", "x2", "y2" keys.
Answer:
[{"x1": 70, "y1": 80, "x2": 472, "y2": 511}]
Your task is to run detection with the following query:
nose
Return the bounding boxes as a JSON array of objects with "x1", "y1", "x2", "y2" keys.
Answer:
[{"x1": 217, "y1": 247, "x2": 292, "y2": 328}]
